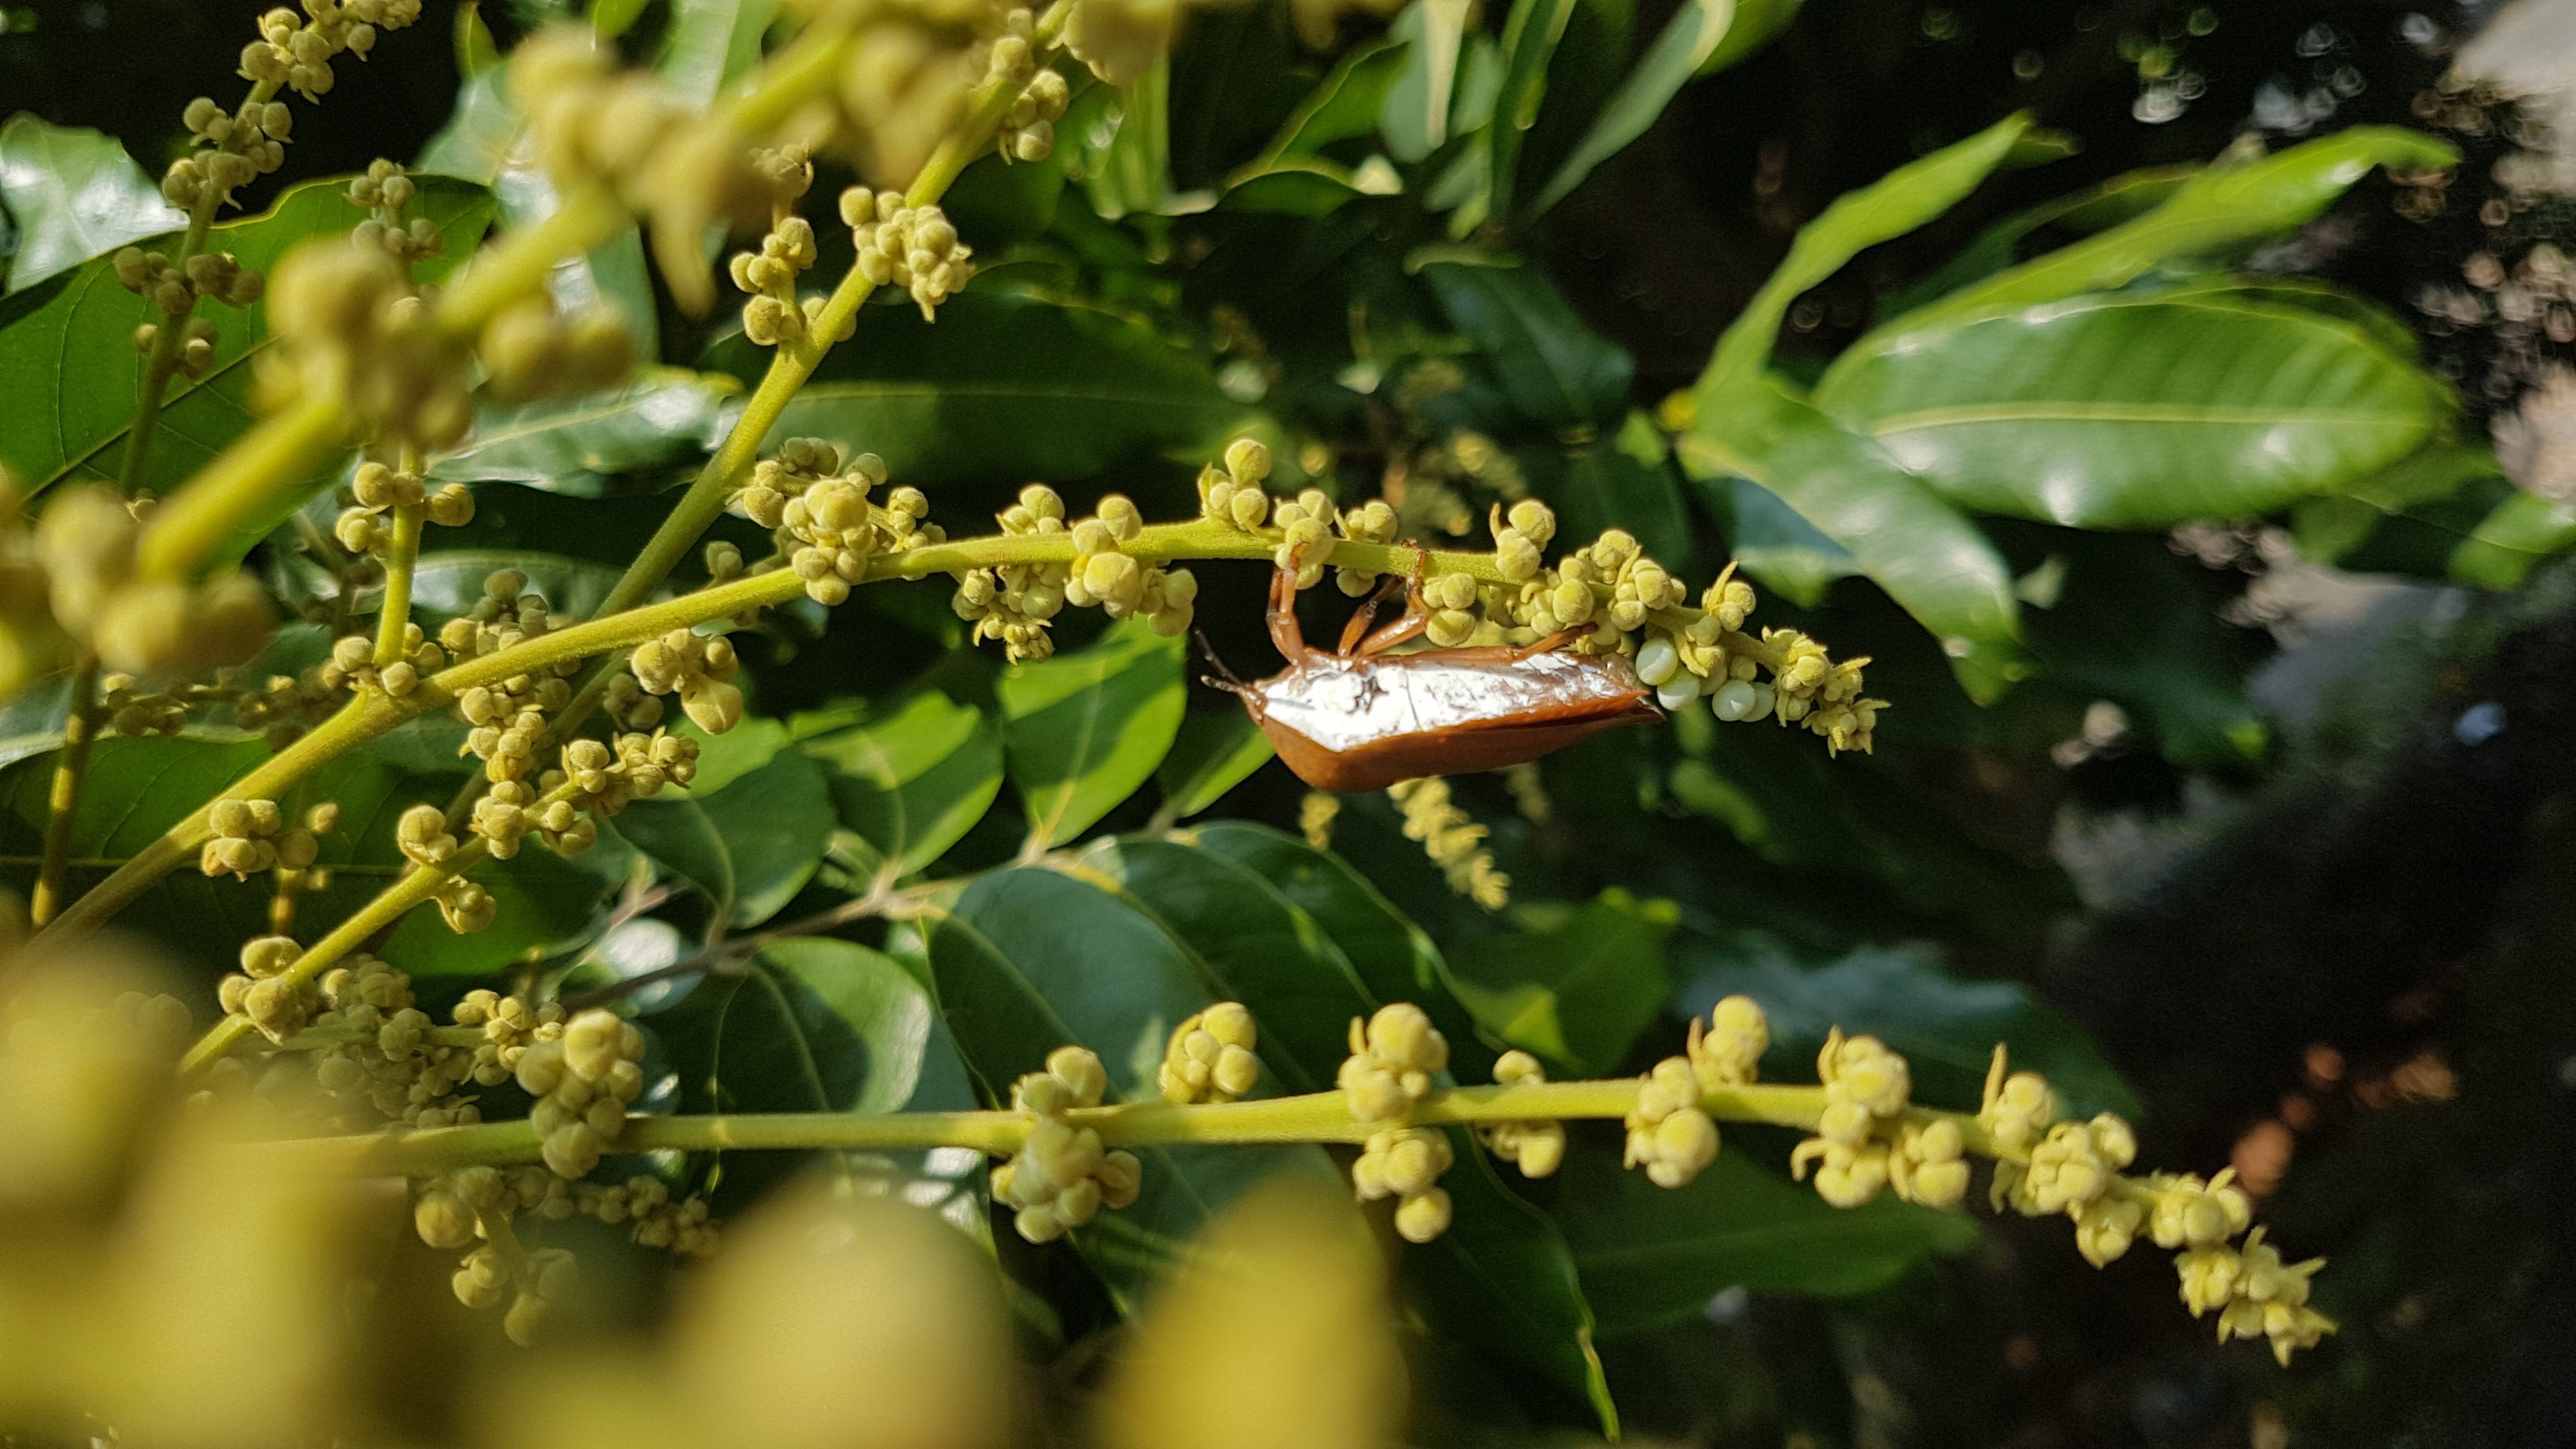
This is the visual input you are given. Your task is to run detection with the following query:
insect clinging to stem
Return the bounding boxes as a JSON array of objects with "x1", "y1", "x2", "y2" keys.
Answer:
[{"x1": 1204, "y1": 552, "x2": 1660, "y2": 793}]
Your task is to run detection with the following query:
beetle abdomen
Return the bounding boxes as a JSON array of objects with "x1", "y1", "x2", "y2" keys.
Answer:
[{"x1": 1250, "y1": 650, "x2": 1655, "y2": 791}]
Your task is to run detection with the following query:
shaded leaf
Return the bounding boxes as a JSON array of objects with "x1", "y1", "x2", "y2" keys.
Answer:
[
  {"x1": 1446, "y1": 890, "x2": 1675, "y2": 1075},
  {"x1": 1151, "y1": 709, "x2": 1275, "y2": 822},
  {"x1": 1409, "y1": 1144, "x2": 1620, "y2": 1434},
  {"x1": 801, "y1": 691, "x2": 1004, "y2": 875},
  {"x1": 1380, "y1": 0, "x2": 1475, "y2": 162},
  {"x1": 998, "y1": 620, "x2": 1186, "y2": 850},
  {"x1": 612, "y1": 750, "x2": 836, "y2": 927},
  {"x1": 2451, "y1": 488, "x2": 2576, "y2": 589},
  {"x1": 427, "y1": 370, "x2": 735, "y2": 495},
  {"x1": 1692, "y1": 0, "x2": 1802, "y2": 75},
  {"x1": 1246, "y1": 36, "x2": 1408, "y2": 165},
  {"x1": 0, "y1": 175, "x2": 494, "y2": 498},
  {"x1": 1420, "y1": 258, "x2": 1633, "y2": 431},
  {"x1": 658, "y1": 0, "x2": 781, "y2": 103},
  {"x1": 1463, "y1": 0, "x2": 1582, "y2": 231},
  {"x1": 1720, "y1": 475, "x2": 1860, "y2": 608},
  {"x1": 1082, "y1": 57, "x2": 1176, "y2": 220},
  {"x1": 1551, "y1": 1140, "x2": 1979, "y2": 1336},
  {"x1": 1678, "y1": 940, "x2": 2139, "y2": 1118},
  {"x1": 0, "y1": 113, "x2": 184, "y2": 293},
  {"x1": 1814, "y1": 291, "x2": 2448, "y2": 529},
  {"x1": 1528, "y1": 0, "x2": 1735, "y2": 216}
]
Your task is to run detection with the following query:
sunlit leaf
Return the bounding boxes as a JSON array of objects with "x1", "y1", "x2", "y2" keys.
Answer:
[
  {"x1": 0, "y1": 114, "x2": 184, "y2": 293},
  {"x1": 999, "y1": 620, "x2": 1186, "y2": 851},
  {"x1": 801, "y1": 691, "x2": 1004, "y2": 876}
]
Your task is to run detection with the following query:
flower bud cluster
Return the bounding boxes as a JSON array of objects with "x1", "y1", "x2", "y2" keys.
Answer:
[
  {"x1": 417, "y1": 1162, "x2": 714, "y2": 1346},
  {"x1": 96, "y1": 673, "x2": 202, "y2": 737},
  {"x1": 478, "y1": 295, "x2": 634, "y2": 404},
  {"x1": 394, "y1": 804, "x2": 499, "y2": 933},
  {"x1": 1156, "y1": 1002, "x2": 1259, "y2": 1103},
  {"x1": 1788, "y1": 1029, "x2": 1913, "y2": 1207},
  {"x1": 546, "y1": 732, "x2": 702, "y2": 831},
  {"x1": 229, "y1": 666, "x2": 342, "y2": 748},
  {"x1": 1982, "y1": 1064, "x2": 2149, "y2": 1263},
  {"x1": 440, "y1": 570, "x2": 584, "y2": 783},
  {"x1": 1198, "y1": 436, "x2": 1279, "y2": 535},
  {"x1": 629, "y1": 627, "x2": 744, "y2": 735},
  {"x1": 732, "y1": 205, "x2": 839, "y2": 348},
  {"x1": 952, "y1": 484, "x2": 1070, "y2": 661},
  {"x1": 516, "y1": 1008, "x2": 648, "y2": 1181},
  {"x1": 1476, "y1": 1050, "x2": 1565, "y2": 1179},
  {"x1": 1624, "y1": 1056, "x2": 1720, "y2": 1188},
  {"x1": 304, "y1": 956, "x2": 486, "y2": 1128},
  {"x1": 990, "y1": 1046, "x2": 1143, "y2": 1243},
  {"x1": 31, "y1": 486, "x2": 274, "y2": 678},
  {"x1": 238, "y1": 0, "x2": 421, "y2": 105},
  {"x1": 762, "y1": 443, "x2": 938, "y2": 606},
  {"x1": 331, "y1": 459, "x2": 475, "y2": 563},
  {"x1": 1066, "y1": 493, "x2": 1197, "y2": 635},
  {"x1": 1352, "y1": 1126, "x2": 1455, "y2": 1243},
  {"x1": 169, "y1": 95, "x2": 291, "y2": 211},
  {"x1": 1687, "y1": 994, "x2": 1769, "y2": 1089},
  {"x1": 992, "y1": 20, "x2": 1071, "y2": 164},
  {"x1": 261, "y1": 242, "x2": 471, "y2": 454},
  {"x1": 214, "y1": 931, "x2": 316, "y2": 1041},
  {"x1": 843, "y1": 189, "x2": 974, "y2": 322},
  {"x1": 1330, "y1": 497, "x2": 1400, "y2": 598},
  {"x1": 509, "y1": 30, "x2": 768, "y2": 313},
  {"x1": 1337, "y1": 1003, "x2": 1446, "y2": 1123},
  {"x1": 1388, "y1": 776, "x2": 1508, "y2": 910},
  {"x1": 346, "y1": 159, "x2": 445, "y2": 263},
  {"x1": 114, "y1": 250, "x2": 257, "y2": 378},
  {"x1": 198, "y1": 797, "x2": 321, "y2": 881}
]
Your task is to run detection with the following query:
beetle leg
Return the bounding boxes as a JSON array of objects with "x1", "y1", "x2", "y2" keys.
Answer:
[
  {"x1": 1505, "y1": 625, "x2": 1588, "y2": 661},
  {"x1": 1353, "y1": 546, "x2": 1435, "y2": 657},
  {"x1": 1268, "y1": 560, "x2": 1309, "y2": 659},
  {"x1": 1335, "y1": 573, "x2": 1407, "y2": 654}
]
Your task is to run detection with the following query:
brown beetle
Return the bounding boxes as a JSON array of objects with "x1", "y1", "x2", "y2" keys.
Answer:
[{"x1": 1209, "y1": 556, "x2": 1659, "y2": 793}]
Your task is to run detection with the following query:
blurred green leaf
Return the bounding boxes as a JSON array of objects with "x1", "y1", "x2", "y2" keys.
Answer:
[
  {"x1": 1695, "y1": 112, "x2": 2032, "y2": 406},
  {"x1": 744, "y1": 291, "x2": 1240, "y2": 486},
  {"x1": 1528, "y1": 0, "x2": 1734, "y2": 216},
  {"x1": 1681, "y1": 380, "x2": 2024, "y2": 702},
  {"x1": 1883, "y1": 163, "x2": 2196, "y2": 318},
  {"x1": 2451, "y1": 489, "x2": 2576, "y2": 589},
  {"x1": 801, "y1": 691, "x2": 1004, "y2": 876},
  {"x1": 1420, "y1": 258, "x2": 1633, "y2": 431},
  {"x1": 1446, "y1": 891, "x2": 1675, "y2": 1074},
  {"x1": 1083, "y1": 57, "x2": 1176, "y2": 220},
  {"x1": 1380, "y1": 0, "x2": 1475, "y2": 162},
  {"x1": 1681, "y1": 941, "x2": 2138, "y2": 1118},
  {"x1": 1463, "y1": 0, "x2": 1581, "y2": 232},
  {"x1": 658, "y1": 0, "x2": 779, "y2": 102},
  {"x1": 930, "y1": 866, "x2": 1336, "y2": 1304},
  {"x1": 1551, "y1": 1140, "x2": 1979, "y2": 1335},
  {"x1": 0, "y1": 113, "x2": 183, "y2": 293},
  {"x1": 999, "y1": 620, "x2": 1186, "y2": 851},
  {"x1": 0, "y1": 176, "x2": 494, "y2": 502},
  {"x1": 1721, "y1": 475, "x2": 1860, "y2": 608},
  {"x1": 1250, "y1": 36, "x2": 1409, "y2": 164},
  {"x1": 1692, "y1": 0, "x2": 1801, "y2": 73},
  {"x1": 1814, "y1": 291, "x2": 2448, "y2": 528},
  {"x1": 613, "y1": 750, "x2": 836, "y2": 927},
  {"x1": 454, "y1": 0, "x2": 502, "y2": 75},
  {"x1": 1151, "y1": 709, "x2": 1274, "y2": 823},
  {"x1": 1886, "y1": 126, "x2": 2460, "y2": 335},
  {"x1": 427, "y1": 371, "x2": 735, "y2": 496}
]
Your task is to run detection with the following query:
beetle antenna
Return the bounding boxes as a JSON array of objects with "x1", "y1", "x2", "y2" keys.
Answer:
[{"x1": 1194, "y1": 631, "x2": 1246, "y2": 688}]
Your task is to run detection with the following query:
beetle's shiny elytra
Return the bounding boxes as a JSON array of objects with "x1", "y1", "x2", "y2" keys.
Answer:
[{"x1": 1214, "y1": 557, "x2": 1659, "y2": 793}]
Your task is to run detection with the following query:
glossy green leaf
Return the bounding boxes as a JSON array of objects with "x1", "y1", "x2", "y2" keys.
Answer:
[
  {"x1": 427, "y1": 370, "x2": 735, "y2": 495},
  {"x1": 1464, "y1": 0, "x2": 1582, "y2": 231},
  {"x1": 1695, "y1": 112, "x2": 2032, "y2": 406},
  {"x1": 658, "y1": 0, "x2": 780, "y2": 102},
  {"x1": 2451, "y1": 488, "x2": 2576, "y2": 589},
  {"x1": 1681, "y1": 379, "x2": 2024, "y2": 702},
  {"x1": 0, "y1": 175, "x2": 494, "y2": 498},
  {"x1": 1882, "y1": 163, "x2": 2196, "y2": 319},
  {"x1": 930, "y1": 866, "x2": 1335, "y2": 1304},
  {"x1": 611, "y1": 750, "x2": 837, "y2": 927},
  {"x1": 801, "y1": 691, "x2": 1004, "y2": 875},
  {"x1": 1248, "y1": 37, "x2": 1409, "y2": 165},
  {"x1": 1551, "y1": 1140, "x2": 1979, "y2": 1336},
  {"x1": 747, "y1": 291, "x2": 1241, "y2": 487},
  {"x1": 1681, "y1": 942, "x2": 2138, "y2": 1118},
  {"x1": 1814, "y1": 291, "x2": 2447, "y2": 529},
  {"x1": 1151, "y1": 709, "x2": 1274, "y2": 823},
  {"x1": 1420, "y1": 258, "x2": 1633, "y2": 431},
  {"x1": 1886, "y1": 127, "x2": 2459, "y2": 335},
  {"x1": 666, "y1": 716, "x2": 792, "y2": 797},
  {"x1": 0, "y1": 113, "x2": 183, "y2": 293},
  {"x1": 1446, "y1": 891, "x2": 1674, "y2": 1075},
  {"x1": 1077, "y1": 836, "x2": 1379, "y2": 1091},
  {"x1": 1528, "y1": 0, "x2": 1734, "y2": 217},
  {"x1": 1692, "y1": 0, "x2": 1801, "y2": 74},
  {"x1": 1411, "y1": 1144, "x2": 1620, "y2": 1434},
  {"x1": 1721, "y1": 475, "x2": 1859, "y2": 608},
  {"x1": 1082, "y1": 57, "x2": 1176, "y2": 220},
  {"x1": 1380, "y1": 0, "x2": 1475, "y2": 162},
  {"x1": 999, "y1": 620, "x2": 1186, "y2": 851}
]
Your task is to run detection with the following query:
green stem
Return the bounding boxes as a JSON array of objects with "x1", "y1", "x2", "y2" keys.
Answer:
[
  {"x1": 28, "y1": 655, "x2": 103, "y2": 928},
  {"x1": 180, "y1": 840, "x2": 486, "y2": 1075},
  {"x1": 134, "y1": 397, "x2": 352, "y2": 580},
  {"x1": 372, "y1": 496, "x2": 425, "y2": 669},
  {"x1": 433, "y1": 187, "x2": 629, "y2": 339}
]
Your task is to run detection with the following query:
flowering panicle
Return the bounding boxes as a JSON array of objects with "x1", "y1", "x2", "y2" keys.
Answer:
[
  {"x1": 1476, "y1": 1050, "x2": 1566, "y2": 1179},
  {"x1": 1337, "y1": 1003, "x2": 1447, "y2": 1123},
  {"x1": 1788, "y1": 1028, "x2": 1913, "y2": 1207},
  {"x1": 1388, "y1": 776, "x2": 1509, "y2": 910},
  {"x1": 991, "y1": 1046, "x2": 1144, "y2": 1243},
  {"x1": 1158, "y1": 1002, "x2": 1261, "y2": 1103}
]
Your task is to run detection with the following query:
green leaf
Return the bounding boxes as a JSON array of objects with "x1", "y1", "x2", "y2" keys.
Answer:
[
  {"x1": 1551, "y1": 1140, "x2": 1979, "y2": 1336},
  {"x1": 998, "y1": 620, "x2": 1186, "y2": 851},
  {"x1": 1411, "y1": 1144, "x2": 1620, "y2": 1434},
  {"x1": 800, "y1": 691, "x2": 1004, "y2": 876},
  {"x1": 1681, "y1": 379, "x2": 2025, "y2": 702},
  {"x1": 657, "y1": 0, "x2": 781, "y2": 103},
  {"x1": 2451, "y1": 488, "x2": 2576, "y2": 589},
  {"x1": 930, "y1": 866, "x2": 1337, "y2": 1303},
  {"x1": 406, "y1": 550, "x2": 627, "y2": 622},
  {"x1": 1721, "y1": 475, "x2": 1859, "y2": 608},
  {"x1": 1881, "y1": 163, "x2": 2196, "y2": 319},
  {"x1": 1692, "y1": 0, "x2": 1801, "y2": 75},
  {"x1": 1681, "y1": 941, "x2": 2139, "y2": 1119},
  {"x1": 611, "y1": 750, "x2": 837, "y2": 927},
  {"x1": 1694, "y1": 112, "x2": 2032, "y2": 407},
  {"x1": 1466, "y1": 0, "x2": 1583, "y2": 231},
  {"x1": 747, "y1": 291, "x2": 1241, "y2": 487},
  {"x1": 1218, "y1": 156, "x2": 1401, "y2": 215},
  {"x1": 1420, "y1": 258, "x2": 1633, "y2": 431},
  {"x1": 1812, "y1": 291, "x2": 2448, "y2": 529},
  {"x1": 1528, "y1": 0, "x2": 1734, "y2": 217},
  {"x1": 1379, "y1": 0, "x2": 1475, "y2": 162},
  {"x1": 1446, "y1": 890, "x2": 1675, "y2": 1075},
  {"x1": 1082, "y1": 57, "x2": 1176, "y2": 220},
  {"x1": 2013, "y1": 528, "x2": 2263, "y2": 766},
  {"x1": 1151, "y1": 709, "x2": 1274, "y2": 823},
  {"x1": 0, "y1": 175, "x2": 495, "y2": 498},
  {"x1": 0, "y1": 114, "x2": 185, "y2": 293},
  {"x1": 1247, "y1": 37, "x2": 1409, "y2": 165},
  {"x1": 1885, "y1": 127, "x2": 2460, "y2": 335},
  {"x1": 1538, "y1": 419, "x2": 1695, "y2": 569},
  {"x1": 1077, "y1": 836, "x2": 1379, "y2": 1091},
  {"x1": 427, "y1": 370, "x2": 735, "y2": 496}
]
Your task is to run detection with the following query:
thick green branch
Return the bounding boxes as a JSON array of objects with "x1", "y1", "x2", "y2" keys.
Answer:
[
  {"x1": 29, "y1": 655, "x2": 103, "y2": 928},
  {"x1": 372, "y1": 498, "x2": 425, "y2": 668}
]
